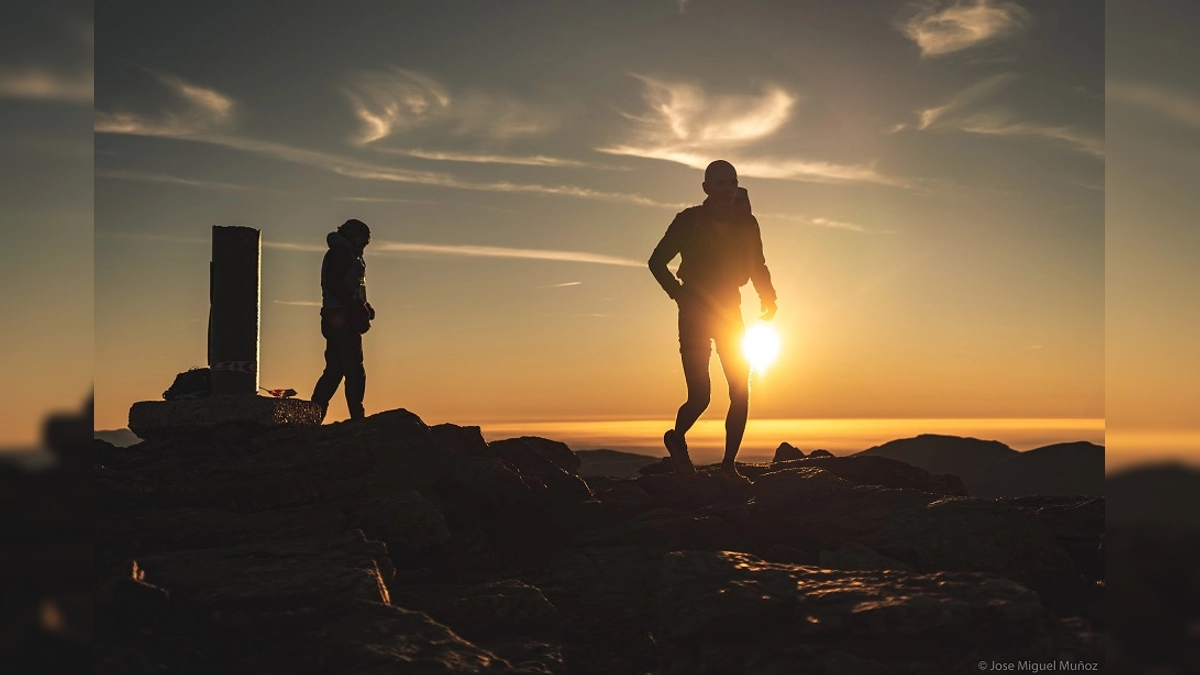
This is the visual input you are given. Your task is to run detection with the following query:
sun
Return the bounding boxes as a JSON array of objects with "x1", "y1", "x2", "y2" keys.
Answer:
[{"x1": 742, "y1": 322, "x2": 782, "y2": 373}]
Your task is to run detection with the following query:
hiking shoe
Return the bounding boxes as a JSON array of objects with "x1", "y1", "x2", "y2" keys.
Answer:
[
  {"x1": 718, "y1": 465, "x2": 752, "y2": 488},
  {"x1": 663, "y1": 429, "x2": 696, "y2": 475}
]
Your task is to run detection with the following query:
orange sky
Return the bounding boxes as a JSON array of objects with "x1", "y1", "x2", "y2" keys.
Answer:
[{"x1": 86, "y1": 2, "x2": 1104, "y2": 450}]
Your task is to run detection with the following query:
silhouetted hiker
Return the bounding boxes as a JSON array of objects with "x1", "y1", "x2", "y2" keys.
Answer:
[
  {"x1": 311, "y1": 218, "x2": 374, "y2": 421},
  {"x1": 649, "y1": 160, "x2": 777, "y2": 485}
]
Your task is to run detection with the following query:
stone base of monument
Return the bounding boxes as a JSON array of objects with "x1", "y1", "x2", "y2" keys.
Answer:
[{"x1": 129, "y1": 395, "x2": 324, "y2": 441}]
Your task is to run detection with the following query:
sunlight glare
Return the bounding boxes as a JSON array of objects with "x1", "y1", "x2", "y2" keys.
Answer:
[{"x1": 742, "y1": 322, "x2": 782, "y2": 373}]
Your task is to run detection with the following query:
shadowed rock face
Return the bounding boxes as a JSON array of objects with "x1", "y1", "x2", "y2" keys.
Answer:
[
  {"x1": 656, "y1": 550, "x2": 1099, "y2": 674},
  {"x1": 95, "y1": 408, "x2": 1103, "y2": 674}
]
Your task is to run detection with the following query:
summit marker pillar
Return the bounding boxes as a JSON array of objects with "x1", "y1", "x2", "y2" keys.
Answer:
[{"x1": 208, "y1": 225, "x2": 260, "y2": 395}]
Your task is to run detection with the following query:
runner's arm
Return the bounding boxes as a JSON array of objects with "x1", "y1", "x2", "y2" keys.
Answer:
[
  {"x1": 649, "y1": 212, "x2": 687, "y2": 299},
  {"x1": 748, "y1": 216, "x2": 777, "y2": 305}
]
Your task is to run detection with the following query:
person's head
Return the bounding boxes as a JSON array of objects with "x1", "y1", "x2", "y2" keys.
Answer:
[
  {"x1": 702, "y1": 160, "x2": 739, "y2": 207},
  {"x1": 338, "y1": 218, "x2": 371, "y2": 249}
]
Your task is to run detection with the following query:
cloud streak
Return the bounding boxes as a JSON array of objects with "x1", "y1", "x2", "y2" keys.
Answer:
[
  {"x1": 371, "y1": 147, "x2": 617, "y2": 169},
  {"x1": 372, "y1": 241, "x2": 642, "y2": 267},
  {"x1": 761, "y1": 212, "x2": 879, "y2": 233},
  {"x1": 908, "y1": 74, "x2": 1103, "y2": 158},
  {"x1": 1107, "y1": 80, "x2": 1200, "y2": 130},
  {"x1": 345, "y1": 67, "x2": 558, "y2": 145},
  {"x1": 897, "y1": 0, "x2": 1032, "y2": 58},
  {"x1": 102, "y1": 232, "x2": 643, "y2": 268},
  {"x1": 96, "y1": 72, "x2": 677, "y2": 208},
  {"x1": 600, "y1": 75, "x2": 903, "y2": 187},
  {"x1": 0, "y1": 67, "x2": 92, "y2": 102},
  {"x1": 953, "y1": 113, "x2": 1105, "y2": 158},
  {"x1": 0, "y1": 17, "x2": 93, "y2": 103},
  {"x1": 96, "y1": 169, "x2": 264, "y2": 192},
  {"x1": 95, "y1": 71, "x2": 235, "y2": 137},
  {"x1": 915, "y1": 73, "x2": 1017, "y2": 130}
]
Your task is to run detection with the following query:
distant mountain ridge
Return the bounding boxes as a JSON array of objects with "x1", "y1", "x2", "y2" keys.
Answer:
[
  {"x1": 854, "y1": 434, "x2": 1018, "y2": 477},
  {"x1": 95, "y1": 427, "x2": 1103, "y2": 497},
  {"x1": 853, "y1": 434, "x2": 1103, "y2": 498},
  {"x1": 576, "y1": 448, "x2": 659, "y2": 478}
]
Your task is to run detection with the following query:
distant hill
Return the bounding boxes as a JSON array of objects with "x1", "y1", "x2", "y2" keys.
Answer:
[
  {"x1": 853, "y1": 434, "x2": 1018, "y2": 477},
  {"x1": 853, "y1": 434, "x2": 1104, "y2": 498},
  {"x1": 1108, "y1": 463, "x2": 1200, "y2": 527},
  {"x1": 965, "y1": 441, "x2": 1104, "y2": 499},
  {"x1": 94, "y1": 428, "x2": 141, "y2": 447},
  {"x1": 576, "y1": 448, "x2": 659, "y2": 478}
]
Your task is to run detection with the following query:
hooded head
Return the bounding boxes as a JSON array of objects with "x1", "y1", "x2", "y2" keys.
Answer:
[{"x1": 337, "y1": 218, "x2": 371, "y2": 250}]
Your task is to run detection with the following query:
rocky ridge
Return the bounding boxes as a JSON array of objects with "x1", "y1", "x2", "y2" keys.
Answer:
[{"x1": 95, "y1": 409, "x2": 1104, "y2": 674}]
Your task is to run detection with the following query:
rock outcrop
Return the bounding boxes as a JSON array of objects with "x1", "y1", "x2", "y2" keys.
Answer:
[{"x1": 96, "y1": 408, "x2": 1103, "y2": 673}]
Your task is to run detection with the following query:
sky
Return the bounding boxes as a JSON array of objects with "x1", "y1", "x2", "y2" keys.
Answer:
[
  {"x1": 1105, "y1": 0, "x2": 1200, "y2": 470},
  {"x1": 0, "y1": 3, "x2": 94, "y2": 450},
  {"x1": 84, "y1": 0, "x2": 1107, "y2": 458}
]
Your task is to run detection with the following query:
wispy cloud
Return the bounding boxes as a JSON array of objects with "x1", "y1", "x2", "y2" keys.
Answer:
[
  {"x1": 1107, "y1": 80, "x2": 1200, "y2": 130},
  {"x1": 915, "y1": 73, "x2": 1017, "y2": 130},
  {"x1": 97, "y1": 72, "x2": 680, "y2": 208},
  {"x1": 345, "y1": 67, "x2": 558, "y2": 145},
  {"x1": 0, "y1": 18, "x2": 93, "y2": 103},
  {"x1": 371, "y1": 147, "x2": 616, "y2": 169},
  {"x1": 373, "y1": 241, "x2": 642, "y2": 267},
  {"x1": 102, "y1": 232, "x2": 642, "y2": 268},
  {"x1": 95, "y1": 70, "x2": 235, "y2": 137},
  {"x1": 897, "y1": 0, "x2": 1032, "y2": 58},
  {"x1": 535, "y1": 281, "x2": 583, "y2": 288},
  {"x1": 96, "y1": 73, "x2": 675, "y2": 208},
  {"x1": 761, "y1": 212, "x2": 883, "y2": 233},
  {"x1": 96, "y1": 169, "x2": 261, "y2": 192},
  {"x1": 0, "y1": 67, "x2": 93, "y2": 102},
  {"x1": 600, "y1": 75, "x2": 902, "y2": 186},
  {"x1": 334, "y1": 196, "x2": 429, "y2": 204},
  {"x1": 273, "y1": 300, "x2": 321, "y2": 307},
  {"x1": 907, "y1": 74, "x2": 1103, "y2": 158},
  {"x1": 952, "y1": 112, "x2": 1105, "y2": 158}
]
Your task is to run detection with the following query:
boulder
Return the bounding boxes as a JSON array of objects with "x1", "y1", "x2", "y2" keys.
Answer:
[
  {"x1": 769, "y1": 455, "x2": 968, "y2": 495},
  {"x1": 491, "y1": 437, "x2": 582, "y2": 475},
  {"x1": 735, "y1": 467, "x2": 941, "y2": 551},
  {"x1": 656, "y1": 550, "x2": 1100, "y2": 674},
  {"x1": 862, "y1": 497, "x2": 1094, "y2": 616},
  {"x1": 772, "y1": 442, "x2": 805, "y2": 462},
  {"x1": 999, "y1": 496, "x2": 1104, "y2": 581},
  {"x1": 818, "y1": 542, "x2": 915, "y2": 572},
  {"x1": 490, "y1": 437, "x2": 593, "y2": 505},
  {"x1": 394, "y1": 580, "x2": 559, "y2": 641},
  {"x1": 635, "y1": 472, "x2": 725, "y2": 510},
  {"x1": 592, "y1": 480, "x2": 655, "y2": 516}
]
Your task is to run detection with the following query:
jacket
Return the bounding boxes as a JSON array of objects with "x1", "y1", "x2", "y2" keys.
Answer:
[
  {"x1": 320, "y1": 231, "x2": 367, "y2": 310},
  {"x1": 648, "y1": 199, "x2": 776, "y2": 306}
]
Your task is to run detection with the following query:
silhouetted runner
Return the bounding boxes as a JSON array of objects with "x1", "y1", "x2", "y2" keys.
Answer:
[
  {"x1": 649, "y1": 160, "x2": 777, "y2": 485},
  {"x1": 311, "y1": 219, "x2": 375, "y2": 422}
]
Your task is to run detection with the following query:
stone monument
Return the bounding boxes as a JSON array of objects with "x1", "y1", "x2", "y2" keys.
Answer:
[{"x1": 128, "y1": 226, "x2": 323, "y2": 440}]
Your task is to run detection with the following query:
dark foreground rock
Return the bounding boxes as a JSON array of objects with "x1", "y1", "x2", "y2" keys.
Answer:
[
  {"x1": 656, "y1": 550, "x2": 1101, "y2": 674},
  {"x1": 96, "y1": 408, "x2": 1104, "y2": 673}
]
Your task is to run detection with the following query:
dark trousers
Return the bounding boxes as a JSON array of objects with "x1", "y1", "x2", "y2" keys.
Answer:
[
  {"x1": 311, "y1": 308, "x2": 365, "y2": 419},
  {"x1": 674, "y1": 288, "x2": 750, "y2": 464}
]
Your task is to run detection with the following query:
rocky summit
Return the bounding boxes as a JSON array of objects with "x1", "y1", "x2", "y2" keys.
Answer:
[{"x1": 95, "y1": 408, "x2": 1104, "y2": 674}]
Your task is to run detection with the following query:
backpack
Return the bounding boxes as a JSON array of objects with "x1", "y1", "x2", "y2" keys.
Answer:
[{"x1": 163, "y1": 367, "x2": 212, "y2": 401}]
